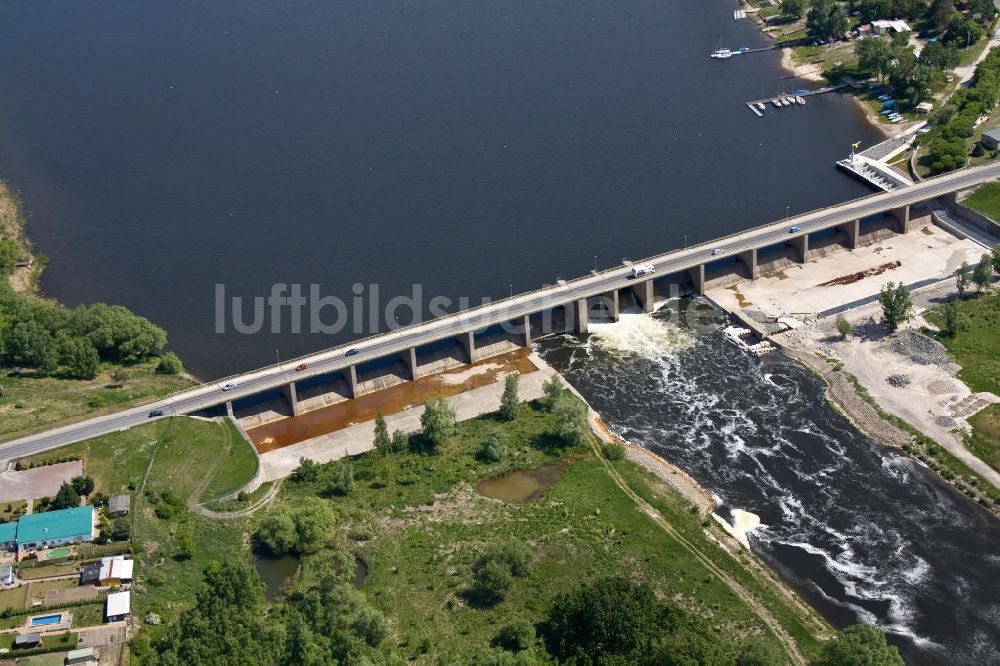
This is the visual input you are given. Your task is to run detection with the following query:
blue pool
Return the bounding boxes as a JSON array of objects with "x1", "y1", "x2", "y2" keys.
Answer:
[{"x1": 29, "y1": 614, "x2": 62, "y2": 626}]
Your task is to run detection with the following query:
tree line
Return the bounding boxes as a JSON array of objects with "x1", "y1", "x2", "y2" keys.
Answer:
[{"x1": 0, "y1": 281, "x2": 174, "y2": 378}]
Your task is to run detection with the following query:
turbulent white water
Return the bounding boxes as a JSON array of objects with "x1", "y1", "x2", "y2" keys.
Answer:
[{"x1": 537, "y1": 304, "x2": 1000, "y2": 666}]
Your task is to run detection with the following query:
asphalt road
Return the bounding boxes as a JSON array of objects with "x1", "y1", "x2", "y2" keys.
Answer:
[{"x1": 3, "y1": 162, "x2": 999, "y2": 462}]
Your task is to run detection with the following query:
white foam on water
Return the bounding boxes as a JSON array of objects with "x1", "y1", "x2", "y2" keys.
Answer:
[
  {"x1": 713, "y1": 508, "x2": 766, "y2": 549},
  {"x1": 587, "y1": 312, "x2": 694, "y2": 361}
]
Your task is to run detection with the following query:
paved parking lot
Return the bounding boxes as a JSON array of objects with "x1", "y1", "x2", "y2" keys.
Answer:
[{"x1": 0, "y1": 460, "x2": 83, "y2": 503}]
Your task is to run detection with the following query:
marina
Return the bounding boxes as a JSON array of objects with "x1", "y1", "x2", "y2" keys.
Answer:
[{"x1": 744, "y1": 84, "x2": 847, "y2": 117}]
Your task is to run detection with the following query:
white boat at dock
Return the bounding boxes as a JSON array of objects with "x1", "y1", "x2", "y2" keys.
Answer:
[
  {"x1": 755, "y1": 102, "x2": 766, "y2": 111},
  {"x1": 711, "y1": 48, "x2": 732, "y2": 59},
  {"x1": 795, "y1": 95, "x2": 806, "y2": 105},
  {"x1": 780, "y1": 96, "x2": 791, "y2": 106},
  {"x1": 771, "y1": 98, "x2": 782, "y2": 108}
]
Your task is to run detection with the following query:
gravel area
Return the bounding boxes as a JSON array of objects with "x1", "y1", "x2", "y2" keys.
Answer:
[
  {"x1": 886, "y1": 374, "x2": 911, "y2": 387},
  {"x1": 890, "y1": 331, "x2": 950, "y2": 366}
]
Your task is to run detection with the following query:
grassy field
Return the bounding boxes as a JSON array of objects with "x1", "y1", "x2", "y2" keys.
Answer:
[
  {"x1": 925, "y1": 290, "x2": 1000, "y2": 474},
  {"x1": 276, "y1": 399, "x2": 826, "y2": 662},
  {"x1": 28, "y1": 397, "x2": 828, "y2": 661},
  {"x1": 199, "y1": 420, "x2": 259, "y2": 501},
  {"x1": 0, "y1": 584, "x2": 27, "y2": 611},
  {"x1": 0, "y1": 361, "x2": 195, "y2": 443},
  {"x1": 963, "y1": 182, "x2": 1000, "y2": 221}
]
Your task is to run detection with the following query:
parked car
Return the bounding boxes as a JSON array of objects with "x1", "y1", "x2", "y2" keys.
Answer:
[
  {"x1": 148, "y1": 409, "x2": 164, "y2": 418},
  {"x1": 789, "y1": 226, "x2": 801, "y2": 233},
  {"x1": 345, "y1": 348, "x2": 359, "y2": 357},
  {"x1": 295, "y1": 363, "x2": 309, "y2": 371},
  {"x1": 221, "y1": 382, "x2": 237, "y2": 391}
]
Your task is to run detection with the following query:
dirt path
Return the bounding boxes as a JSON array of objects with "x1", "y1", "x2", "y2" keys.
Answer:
[
  {"x1": 584, "y1": 414, "x2": 809, "y2": 665},
  {"x1": 588, "y1": 434, "x2": 808, "y2": 665},
  {"x1": 190, "y1": 479, "x2": 283, "y2": 519}
]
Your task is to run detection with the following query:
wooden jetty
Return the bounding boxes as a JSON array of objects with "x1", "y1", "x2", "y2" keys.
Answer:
[{"x1": 743, "y1": 84, "x2": 848, "y2": 117}]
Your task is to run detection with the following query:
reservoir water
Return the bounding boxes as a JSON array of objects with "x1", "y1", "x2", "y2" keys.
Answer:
[
  {"x1": 537, "y1": 309, "x2": 1000, "y2": 666},
  {"x1": 0, "y1": 0, "x2": 884, "y2": 379}
]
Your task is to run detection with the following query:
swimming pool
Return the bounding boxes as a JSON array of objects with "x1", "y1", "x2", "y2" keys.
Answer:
[{"x1": 29, "y1": 614, "x2": 62, "y2": 626}]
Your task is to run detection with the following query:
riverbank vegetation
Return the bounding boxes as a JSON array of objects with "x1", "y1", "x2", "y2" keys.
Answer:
[
  {"x1": 33, "y1": 391, "x2": 905, "y2": 663},
  {"x1": 0, "y1": 180, "x2": 195, "y2": 441},
  {"x1": 925, "y1": 271, "x2": 1000, "y2": 474}
]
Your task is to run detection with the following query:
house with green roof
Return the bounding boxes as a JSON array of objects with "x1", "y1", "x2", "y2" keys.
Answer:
[
  {"x1": 10, "y1": 506, "x2": 95, "y2": 553},
  {"x1": 0, "y1": 521, "x2": 16, "y2": 550}
]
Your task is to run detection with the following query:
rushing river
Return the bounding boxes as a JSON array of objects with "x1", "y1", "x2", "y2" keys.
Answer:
[{"x1": 536, "y1": 306, "x2": 1000, "y2": 666}]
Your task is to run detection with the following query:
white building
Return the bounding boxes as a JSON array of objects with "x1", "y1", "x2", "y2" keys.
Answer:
[
  {"x1": 105, "y1": 590, "x2": 131, "y2": 622},
  {"x1": 871, "y1": 19, "x2": 911, "y2": 35}
]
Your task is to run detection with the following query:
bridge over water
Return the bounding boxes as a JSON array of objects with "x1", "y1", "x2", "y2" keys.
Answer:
[{"x1": 2, "y1": 161, "x2": 999, "y2": 462}]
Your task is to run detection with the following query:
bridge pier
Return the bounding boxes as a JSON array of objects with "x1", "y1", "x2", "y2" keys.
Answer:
[
  {"x1": 399, "y1": 348, "x2": 417, "y2": 381},
  {"x1": 630, "y1": 279, "x2": 655, "y2": 313},
  {"x1": 688, "y1": 265, "x2": 705, "y2": 295},
  {"x1": 837, "y1": 219, "x2": 860, "y2": 249},
  {"x1": 345, "y1": 365, "x2": 359, "y2": 399},
  {"x1": 790, "y1": 234, "x2": 809, "y2": 263},
  {"x1": 279, "y1": 382, "x2": 301, "y2": 416},
  {"x1": 738, "y1": 248, "x2": 758, "y2": 279},
  {"x1": 606, "y1": 290, "x2": 620, "y2": 322},
  {"x1": 457, "y1": 331, "x2": 476, "y2": 364},
  {"x1": 572, "y1": 298, "x2": 589, "y2": 334},
  {"x1": 941, "y1": 190, "x2": 959, "y2": 206},
  {"x1": 521, "y1": 315, "x2": 532, "y2": 346},
  {"x1": 890, "y1": 204, "x2": 911, "y2": 233}
]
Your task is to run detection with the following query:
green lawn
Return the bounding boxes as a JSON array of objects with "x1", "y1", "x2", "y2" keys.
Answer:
[
  {"x1": 968, "y1": 405, "x2": 1000, "y2": 473},
  {"x1": 200, "y1": 420, "x2": 259, "y2": 501},
  {"x1": 0, "y1": 584, "x2": 27, "y2": 611},
  {"x1": 0, "y1": 361, "x2": 195, "y2": 443},
  {"x1": 963, "y1": 182, "x2": 1000, "y2": 222}
]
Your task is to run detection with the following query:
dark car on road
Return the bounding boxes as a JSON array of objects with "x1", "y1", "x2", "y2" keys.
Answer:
[
  {"x1": 148, "y1": 410, "x2": 164, "y2": 418},
  {"x1": 295, "y1": 363, "x2": 309, "y2": 371},
  {"x1": 345, "y1": 348, "x2": 359, "y2": 357}
]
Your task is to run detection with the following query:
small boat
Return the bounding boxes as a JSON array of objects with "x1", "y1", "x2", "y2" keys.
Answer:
[
  {"x1": 796, "y1": 95, "x2": 806, "y2": 105},
  {"x1": 756, "y1": 102, "x2": 766, "y2": 111},
  {"x1": 711, "y1": 48, "x2": 733, "y2": 59},
  {"x1": 772, "y1": 98, "x2": 782, "y2": 108},
  {"x1": 780, "y1": 96, "x2": 791, "y2": 106}
]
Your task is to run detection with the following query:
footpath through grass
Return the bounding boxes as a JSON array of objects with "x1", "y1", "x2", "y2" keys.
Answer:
[{"x1": 925, "y1": 290, "x2": 1000, "y2": 475}]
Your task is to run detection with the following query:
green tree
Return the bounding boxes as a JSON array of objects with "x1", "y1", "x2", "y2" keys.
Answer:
[
  {"x1": 155, "y1": 352, "x2": 183, "y2": 374},
  {"x1": 0, "y1": 238, "x2": 20, "y2": 276},
  {"x1": 60, "y1": 337, "x2": 100, "y2": 379},
  {"x1": 542, "y1": 375, "x2": 564, "y2": 409},
  {"x1": 290, "y1": 457, "x2": 319, "y2": 483},
  {"x1": 112, "y1": 369, "x2": 129, "y2": 387},
  {"x1": 943, "y1": 301, "x2": 967, "y2": 335},
  {"x1": 546, "y1": 577, "x2": 681, "y2": 663},
  {"x1": 553, "y1": 394, "x2": 589, "y2": 446},
  {"x1": 71, "y1": 475, "x2": 95, "y2": 496},
  {"x1": 807, "y1": 0, "x2": 848, "y2": 40},
  {"x1": 814, "y1": 624, "x2": 903, "y2": 666},
  {"x1": 781, "y1": 0, "x2": 806, "y2": 19},
  {"x1": 256, "y1": 509, "x2": 299, "y2": 555},
  {"x1": 80, "y1": 303, "x2": 166, "y2": 361},
  {"x1": 390, "y1": 429, "x2": 409, "y2": 453},
  {"x1": 973, "y1": 252, "x2": 993, "y2": 291},
  {"x1": 878, "y1": 282, "x2": 913, "y2": 332},
  {"x1": 856, "y1": 37, "x2": 895, "y2": 83},
  {"x1": 479, "y1": 430, "x2": 508, "y2": 462},
  {"x1": 992, "y1": 246, "x2": 1000, "y2": 273},
  {"x1": 256, "y1": 498, "x2": 336, "y2": 555},
  {"x1": 494, "y1": 618, "x2": 535, "y2": 652},
  {"x1": 5, "y1": 320, "x2": 57, "y2": 372},
  {"x1": 420, "y1": 396, "x2": 456, "y2": 450},
  {"x1": 373, "y1": 412, "x2": 391, "y2": 452},
  {"x1": 111, "y1": 517, "x2": 130, "y2": 541},
  {"x1": 836, "y1": 314, "x2": 853, "y2": 339},
  {"x1": 326, "y1": 463, "x2": 354, "y2": 496},
  {"x1": 51, "y1": 482, "x2": 80, "y2": 510},
  {"x1": 471, "y1": 559, "x2": 513, "y2": 605},
  {"x1": 957, "y1": 260, "x2": 971, "y2": 296},
  {"x1": 499, "y1": 373, "x2": 520, "y2": 421}
]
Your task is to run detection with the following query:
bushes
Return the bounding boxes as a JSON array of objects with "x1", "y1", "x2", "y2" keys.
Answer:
[
  {"x1": 470, "y1": 542, "x2": 532, "y2": 606},
  {"x1": 601, "y1": 441, "x2": 625, "y2": 460},
  {"x1": 155, "y1": 352, "x2": 183, "y2": 375},
  {"x1": 494, "y1": 619, "x2": 536, "y2": 652}
]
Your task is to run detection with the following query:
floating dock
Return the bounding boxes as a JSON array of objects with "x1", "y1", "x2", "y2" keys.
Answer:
[{"x1": 744, "y1": 84, "x2": 848, "y2": 117}]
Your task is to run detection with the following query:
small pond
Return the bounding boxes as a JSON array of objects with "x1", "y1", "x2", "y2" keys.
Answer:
[
  {"x1": 476, "y1": 459, "x2": 570, "y2": 503},
  {"x1": 254, "y1": 553, "x2": 300, "y2": 601}
]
